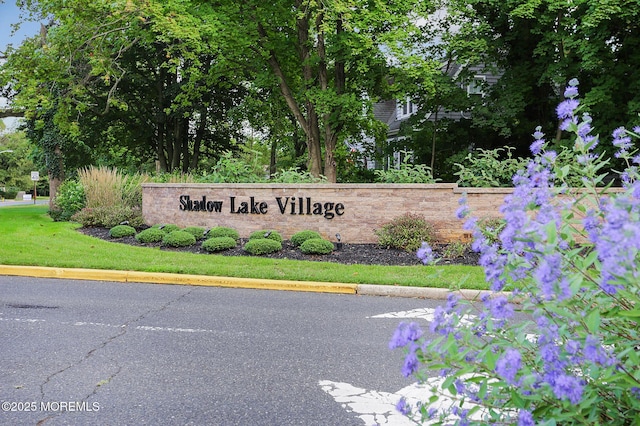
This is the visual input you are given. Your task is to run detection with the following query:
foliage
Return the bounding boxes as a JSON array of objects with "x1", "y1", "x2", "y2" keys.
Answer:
[
  {"x1": 249, "y1": 230, "x2": 283, "y2": 243},
  {"x1": 299, "y1": 238, "x2": 334, "y2": 255},
  {"x1": 243, "y1": 238, "x2": 282, "y2": 255},
  {"x1": 0, "y1": 131, "x2": 37, "y2": 194},
  {"x1": 135, "y1": 228, "x2": 166, "y2": 244},
  {"x1": 441, "y1": 241, "x2": 470, "y2": 260},
  {"x1": 374, "y1": 154, "x2": 440, "y2": 184},
  {"x1": 201, "y1": 236, "x2": 237, "y2": 253},
  {"x1": 206, "y1": 227, "x2": 239, "y2": 241},
  {"x1": 183, "y1": 226, "x2": 205, "y2": 240},
  {"x1": 391, "y1": 80, "x2": 640, "y2": 424},
  {"x1": 270, "y1": 167, "x2": 327, "y2": 183},
  {"x1": 153, "y1": 224, "x2": 181, "y2": 234},
  {"x1": 51, "y1": 179, "x2": 85, "y2": 221},
  {"x1": 109, "y1": 224, "x2": 136, "y2": 238},
  {"x1": 375, "y1": 213, "x2": 436, "y2": 252},
  {"x1": 454, "y1": 146, "x2": 529, "y2": 187},
  {"x1": 290, "y1": 230, "x2": 323, "y2": 247},
  {"x1": 443, "y1": 0, "x2": 640, "y2": 163},
  {"x1": 71, "y1": 205, "x2": 143, "y2": 228},
  {"x1": 476, "y1": 217, "x2": 506, "y2": 247},
  {"x1": 162, "y1": 230, "x2": 196, "y2": 248},
  {"x1": 198, "y1": 151, "x2": 264, "y2": 183},
  {"x1": 69, "y1": 166, "x2": 145, "y2": 227}
]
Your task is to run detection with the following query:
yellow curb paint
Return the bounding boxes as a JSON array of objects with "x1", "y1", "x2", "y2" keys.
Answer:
[{"x1": 0, "y1": 265, "x2": 357, "y2": 295}]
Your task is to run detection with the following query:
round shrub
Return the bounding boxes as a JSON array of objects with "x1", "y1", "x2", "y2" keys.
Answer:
[
  {"x1": 206, "y1": 226, "x2": 239, "y2": 241},
  {"x1": 162, "y1": 230, "x2": 196, "y2": 247},
  {"x1": 249, "y1": 229, "x2": 283, "y2": 242},
  {"x1": 299, "y1": 238, "x2": 334, "y2": 255},
  {"x1": 202, "y1": 236, "x2": 237, "y2": 253},
  {"x1": 290, "y1": 230, "x2": 322, "y2": 247},
  {"x1": 153, "y1": 224, "x2": 181, "y2": 233},
  {"x1": 243, "y1": 238, "x2": 282, "y2": 255},
  {"x1": 374, "y1": 213, "x2": 435, "y2": 252},
  {"x1": 109, "y1": 224, "x2": 136, "y2": 238},
  {"x1": 183, "y1": 226, "x2": 205, "y2": 240},
  {"x1": 135, "y1": 227, "x2": 166, "y2": 244}
]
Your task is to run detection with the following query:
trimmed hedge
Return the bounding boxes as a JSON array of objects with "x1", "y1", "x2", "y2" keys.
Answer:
[
  {"x1": 206, "y1": 226, "x2": 239, "y2": 241},
  {"x1": 135, "y1": 227, "x2": 165, "y2": 244},
  {"x1": 249, "y1": 229, "x2": 283, "y2": 242},
  {"x1": 162, "y1": 230, "x2": 196, "y2": 247},
  {"x1": 109, "y1": 224, "x2": 136, "y2": 238},
  {"x1": 299, "y1": 238, "x2": 334, "y2": 254},
  {"x1": 183, "y1": 226, "x2": 205, "y2": 240},
  {"x1": 153, "y1": 224, "x2": 181, "y2": 233},
  {"x1": 202, "y1": 236, "x2": 237, "y2": 253},
  {"x1": 243, "y1": 238, "x2": 282, "y2": 255},
  {"x1": 290, "y1": 230, "x2": 322, "y2": 247}
]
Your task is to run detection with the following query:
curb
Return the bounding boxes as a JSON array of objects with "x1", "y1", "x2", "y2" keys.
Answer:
[{"x1": 0, "y1": 265, "x2": 484, "y2": 300}]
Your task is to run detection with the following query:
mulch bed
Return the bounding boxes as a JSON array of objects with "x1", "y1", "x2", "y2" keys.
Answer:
[{"x1": 78, "y1": 227, "x2": 480, "y2": 267}]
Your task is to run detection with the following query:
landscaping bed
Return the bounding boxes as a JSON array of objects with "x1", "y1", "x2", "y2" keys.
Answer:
[{"x1": 78, "y1": 226, "x2": 480, "y2": 267}]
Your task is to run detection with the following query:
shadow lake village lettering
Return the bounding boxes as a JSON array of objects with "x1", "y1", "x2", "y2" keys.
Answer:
[{"x1": 179, "y1": 195, "x2": 345, "y2": 219}]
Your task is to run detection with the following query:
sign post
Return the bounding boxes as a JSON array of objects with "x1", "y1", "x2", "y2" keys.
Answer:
[{"x1": 30, "y1": 171, "x2": 39, "y2": 204}]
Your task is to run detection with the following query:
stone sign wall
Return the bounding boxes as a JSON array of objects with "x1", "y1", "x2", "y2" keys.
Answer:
[{"x1": 142, "y1": 183, "x2": 513, "y2": 244}]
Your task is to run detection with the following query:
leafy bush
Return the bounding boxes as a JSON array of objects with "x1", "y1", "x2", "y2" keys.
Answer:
[
  {"x1": 391, "y1": 79, "x2": 640, "y2": 425},
  {"x1": 71, "y1": 205, "x2": 144, "y2": 228},
  {"x1": 441, "y1": 241, "x2": 470, "y2": 259},
  {"x1": 202, "y1": 236, "x2": 237, "y2": 253},
  {"x1": 454, "y1": 146, "x2": 529, "y2": 187},
  {"x1": 52, "y1": 179, "x2": 85, "y2": 221},
  {"x1": 183, "y1": 226, "x2": 205, "y2": 240},
  {"x1": 243, "y1": 238, "x2": 282, "y2": 255},
  {"x1": 374, "y1": 213, "x2": 435, "y2": 252},
  {"x1": 135, "y1": 227, "x2": 165, "y2": 244},
  {"x1": 249, "y1": 229, "x2": 283, "y2": 243},
  {"x1": 299, "y1": 238, "x2": 334, "y2": 254},
  {"x1": 290, "y1": 230, "x2": 323, "y2": 246},
  {"x1": 270, "y1": 167, "x2": 327, "y2": 183},
  {"x1": 109, "y1": 224, "x2": 136, "y2": 238},
  {"x1": 198, "y1": 151, "x2": 264, "y2": 183},
  {"x1": 374, "y1": 153, "x2": 440, "y2": 183},
  {"x1": 162, "y1": 230, "x2": 196, "y2": 247},
  {"x1": 206, "y1": 226, "x2": 239, "y2": 240}
]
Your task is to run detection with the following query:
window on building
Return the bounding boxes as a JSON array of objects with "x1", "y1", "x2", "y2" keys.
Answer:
[{"x1": 467, "y1": 75, "x2": 486, "y2": 97}]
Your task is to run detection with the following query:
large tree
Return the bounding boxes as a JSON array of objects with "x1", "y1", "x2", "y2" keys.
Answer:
[{"x1": 445, "y1": 0, "x2": 640, "y2": 154}]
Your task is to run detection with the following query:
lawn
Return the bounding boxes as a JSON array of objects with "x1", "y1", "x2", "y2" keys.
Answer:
[{"x1": 0, "y1": 205, "x2": 488, "y2": 289}]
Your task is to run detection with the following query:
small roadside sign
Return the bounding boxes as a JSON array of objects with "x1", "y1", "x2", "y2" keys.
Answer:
[{"x1": 31, "y1": 171, "x2": 40, "y2": 181}]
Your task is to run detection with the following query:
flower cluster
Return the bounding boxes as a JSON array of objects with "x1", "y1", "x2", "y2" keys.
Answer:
[{"x1": 390, "y1": 79, "x2": 640, "y2": 424}]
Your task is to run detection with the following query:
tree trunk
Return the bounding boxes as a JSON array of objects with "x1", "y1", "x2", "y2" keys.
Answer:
[{"x1": 48, "y1": 145, "x2": 64, "y2": 210}]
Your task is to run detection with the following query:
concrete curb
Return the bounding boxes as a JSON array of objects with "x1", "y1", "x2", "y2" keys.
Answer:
[{"x1": 0, "y1": 265, "x2": 490, "y2": 300}]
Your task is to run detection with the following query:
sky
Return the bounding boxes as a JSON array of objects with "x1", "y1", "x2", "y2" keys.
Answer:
[{"x1": 1, "y1": 1, "x2": 41, "y2": 130}]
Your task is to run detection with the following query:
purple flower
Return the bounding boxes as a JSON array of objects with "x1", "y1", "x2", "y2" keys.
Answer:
[
  {"x1": 495, "y1": 348, "x2": 522, "y2": 385},
  {"x1": 401, "y1": 346, "x2": 419, "y2": 377},
  {"x1": 552, "y1": 374, "x2": 584, "y2": 404},
  {"x1": 485, "y1": 295, "x2": 514, "y2": 320},
  {"x1": 416, "y1": 242, "x2": 436, "y2": 265},
  {"x1": 389, "y1": 322, "x2": 423, "y2": 349},
  {"x1": 556, "y1": 99, "x2": 579, "y2": 119},
  {"x1": 395, "y1": 397, "x2": 411, "y2": 415},
  {"x1": 531, "y1": 126, "x2": 545, "y2": 154},
  {"x1": 518, "y1": 409, "x2": 535, "y2": 426}
]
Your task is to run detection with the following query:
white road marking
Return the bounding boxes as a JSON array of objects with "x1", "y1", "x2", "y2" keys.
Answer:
[
  {"x1": 0, "y1": 316, "x2": 214, "y2": 334},
  {"x1": 320, "y1": 376, "x2": 494, "y2": 425}
]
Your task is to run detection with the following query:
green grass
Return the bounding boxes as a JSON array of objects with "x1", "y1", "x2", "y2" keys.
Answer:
[{"x1": 0, "y1": 205, "x2": 488, "y2": 289}]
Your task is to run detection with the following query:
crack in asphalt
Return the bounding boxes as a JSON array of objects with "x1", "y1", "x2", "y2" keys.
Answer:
[{"x1": 36, "y1": 287, "x2": 196, "y2": 424}]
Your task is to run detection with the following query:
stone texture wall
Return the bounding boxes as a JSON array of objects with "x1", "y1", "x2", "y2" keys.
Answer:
[{"x1": 142, "y1": 183, "x2": 513, "y2": 244}]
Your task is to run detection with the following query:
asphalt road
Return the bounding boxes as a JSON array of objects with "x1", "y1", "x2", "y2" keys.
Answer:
[{"x1": 0, "y1": 276, "x2": 446, "y2": 426}]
